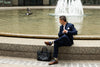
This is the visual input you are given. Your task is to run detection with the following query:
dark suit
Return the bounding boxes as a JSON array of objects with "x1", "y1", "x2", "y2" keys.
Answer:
[{"x1": 53, "y1": 23, "x2": 77, "y2": 58}]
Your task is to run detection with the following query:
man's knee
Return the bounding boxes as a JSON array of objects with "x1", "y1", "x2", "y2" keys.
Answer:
[
  {"x1": 62, "y1": 34, "x2": 69, "y2": 39},
  {"x1": 54, "y1": 35, "x2": 66, "y2": 43},
  {"x1": 54, "y1": 40, "x2": 59, "y2": 44},
  {"x1": 54, "y1": 42, "x2": 58, "y2": 46}
]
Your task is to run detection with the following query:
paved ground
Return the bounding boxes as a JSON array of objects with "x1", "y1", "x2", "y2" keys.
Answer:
[
  {"x1": 0, "y1": 6, "x2": 100, "y2": 10},
  {"x1": 0, "y1": 56, "x2": 100, "y2": 67}
]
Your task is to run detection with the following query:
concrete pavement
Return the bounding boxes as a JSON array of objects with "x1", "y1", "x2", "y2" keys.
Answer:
[{"x1": 0, "y1": 56, "x2": 100, "y2": 67}]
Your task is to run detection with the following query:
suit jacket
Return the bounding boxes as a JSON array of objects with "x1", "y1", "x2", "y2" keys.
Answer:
[{"x1": 58, "y1": 23, "x2": 78, "y2": 44}]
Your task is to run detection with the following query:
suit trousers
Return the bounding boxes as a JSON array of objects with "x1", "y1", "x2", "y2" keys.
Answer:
[{"x1": 53, "y1": 34, "x2": 72, "y2": 58}]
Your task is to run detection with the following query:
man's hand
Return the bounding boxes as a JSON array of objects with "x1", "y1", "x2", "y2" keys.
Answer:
[{"x1": 63, "y1": 30, "x2": 68, "y2": 34}]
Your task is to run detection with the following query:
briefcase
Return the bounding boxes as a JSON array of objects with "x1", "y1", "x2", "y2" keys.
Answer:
[{"x1": 37, "y1": 46, "x2": 51, "y2": 61}]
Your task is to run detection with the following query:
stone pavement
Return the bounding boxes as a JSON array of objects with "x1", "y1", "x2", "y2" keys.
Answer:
[{"x1": 0, "y1": 56, "x2": 100, "y2": 67}]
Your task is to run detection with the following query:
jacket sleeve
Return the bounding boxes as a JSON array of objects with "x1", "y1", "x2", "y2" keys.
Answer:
[
  {"x1": 58, "y1": 26, "x2": 64, "y2": 37},
  {"x1": 67, "y1": 24, "x2": 78, "y2": 35}
]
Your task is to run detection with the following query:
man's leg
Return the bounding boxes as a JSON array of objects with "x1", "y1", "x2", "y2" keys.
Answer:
[
  {"x1": 48, "y1": 40, "x2": 65, "y2": 65},
  {"x1": 49, "y1": 35, "x2": 71, "y2": 65},
  {"x1": 54, "y1": 34, "x2": 71, "y2": 44},
  {"x1": 45, "y1": 34, "x2": 71, "y2": 46},
  {"x1": 53, "y1": 41, "x2": 64, "y2": 58}
]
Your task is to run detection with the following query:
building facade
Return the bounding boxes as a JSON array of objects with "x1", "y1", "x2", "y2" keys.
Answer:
[{"x1": 0, "y1": 0, "x2": 100, "y2": 7}]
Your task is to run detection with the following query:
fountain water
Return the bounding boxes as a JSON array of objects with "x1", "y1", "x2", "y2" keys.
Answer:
[
  {"x1": 55, "y1": 0, "x2": 84, "y2": 16},
  {"x1": 53, "y1": 0, "x2": 84, "y2": 32}
]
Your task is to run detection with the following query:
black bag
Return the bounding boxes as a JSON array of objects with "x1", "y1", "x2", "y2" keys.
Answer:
[{"x1": 37, "y1": 47, "x2": 51, "y2": 61}]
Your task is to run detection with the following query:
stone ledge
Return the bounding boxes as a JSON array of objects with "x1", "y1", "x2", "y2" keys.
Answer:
[
  {"x1": 0, "y1": 43, "x2": 100, "y2": 54},
  {"x1": 0, "y1": 6, "x2": 100, "y2": 10},
  {"x1": 0, "y1": 32, "x2": 100, "y2": 40},
  {"x1": 1, "y1": 50, "x2": 100, "y2": 60},
  {"x1": 0, "y1": 36, "x2": 99, "y2": 60},
  {"x1": 0, "y1": 42, "x2": 100, "y2": 54}
]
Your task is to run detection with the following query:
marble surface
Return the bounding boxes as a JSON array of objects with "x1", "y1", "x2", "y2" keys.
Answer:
[{"x1": 0, "y1": 36, "x2": 99, "y2": 60}]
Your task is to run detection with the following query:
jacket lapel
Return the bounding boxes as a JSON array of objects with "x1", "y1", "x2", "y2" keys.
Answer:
[{"x1": 65, "y1": 23, "x2": 69, "y2": 30}]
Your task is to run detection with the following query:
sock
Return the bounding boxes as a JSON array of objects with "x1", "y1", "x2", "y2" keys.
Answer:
[
  {"x1": 54, "y1": 58, "x2": 58, "y2": 61},
  {"x1": 52, "y1": 41, "x2": 54, "y2": 44}
]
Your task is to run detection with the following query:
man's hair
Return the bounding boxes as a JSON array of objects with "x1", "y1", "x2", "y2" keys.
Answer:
[{"x1": 59, "y1": 16, "x2": 67, "y2": 22}]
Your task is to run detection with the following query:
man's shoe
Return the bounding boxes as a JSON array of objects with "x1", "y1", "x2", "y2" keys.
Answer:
[
  {"x1": 49, "y1": 59, "x2": 58, "y2": 65},
  {"x1": 44, "y1": 41, "x2": 53, "y2": 46}
]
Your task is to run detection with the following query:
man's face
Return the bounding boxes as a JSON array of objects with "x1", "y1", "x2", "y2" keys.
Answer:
[{"x1": 59, "y1": 18, "x2": 64, "y2": 25}]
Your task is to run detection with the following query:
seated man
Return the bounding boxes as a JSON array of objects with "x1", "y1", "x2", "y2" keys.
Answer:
[{"x1": 44, "y1": 16, "x2": 78, "y2": 65}]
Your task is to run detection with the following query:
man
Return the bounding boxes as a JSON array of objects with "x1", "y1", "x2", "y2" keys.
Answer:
[{"x1": 44, "y1": 16, "x2": 77, "y2": 65}]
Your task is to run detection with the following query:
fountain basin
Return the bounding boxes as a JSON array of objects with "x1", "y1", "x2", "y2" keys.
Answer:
[
  {"x1": 0, "y1": 32, "x2": 100, "y2": 40},
  {"x1": 48, "y1": 13, "x2": 85, "y2": 16},
  {"x1": 0, "y1": 9, "x2": 99, "y2": 35}
]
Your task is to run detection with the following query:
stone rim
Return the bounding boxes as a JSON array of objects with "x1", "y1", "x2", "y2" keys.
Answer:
[{"x1": 0, "y1": 32, "x2": 100, "y2": 40}]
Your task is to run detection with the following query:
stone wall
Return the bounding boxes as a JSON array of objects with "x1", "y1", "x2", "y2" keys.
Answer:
[
  {"x1": 43, "y1": 0, "x2": 49, "y2": 5},
  {"x1": 49, "y1": 0, "x2": 57, "y2": 5},
  {"x1": 11, "y1": 0, "x2": 100, "y2": 6},
  {"x1": 12, "y1": 0, "x2": 18, "y2": 6}
]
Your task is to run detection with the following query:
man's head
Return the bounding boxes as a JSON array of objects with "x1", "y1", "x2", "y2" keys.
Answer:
[{"x1": 59, "y1": 16, "x2": 67, "y2": 25}]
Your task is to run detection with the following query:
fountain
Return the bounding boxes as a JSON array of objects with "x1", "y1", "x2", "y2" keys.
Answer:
[
  {"x1": 55, "y1": 0, "x2": 84, "y2": 16},
  {"x1": 53, "y1": 0, "x2": 84, "y2": 33},
  {"x1": 49, "y1": 0, "x2": 84, "y2": 23}
]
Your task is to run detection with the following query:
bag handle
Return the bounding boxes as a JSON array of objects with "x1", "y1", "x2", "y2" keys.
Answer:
[{"x1": 41, "y1": 46, "x2": 48, "y2": 52}]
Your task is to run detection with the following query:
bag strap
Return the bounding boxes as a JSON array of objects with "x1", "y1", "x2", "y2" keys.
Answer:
[{"x1": 41, "y1": 46, "x2": 48, "y2": 52}]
